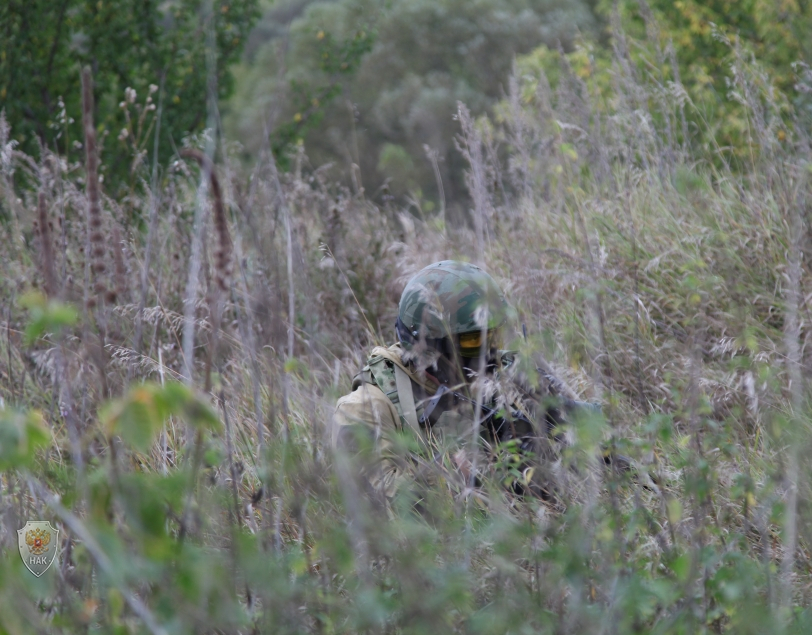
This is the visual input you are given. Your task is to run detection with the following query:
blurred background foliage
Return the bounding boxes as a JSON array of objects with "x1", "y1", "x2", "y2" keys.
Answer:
[
  {"x1": 4, "y1": 0, "x2": 812, "y2": 202},
  {"x1": 225, "y1": 0, "x2": 601, "y2": 213},
  {"x1": 223, "y1": 0, "x2": 812, "y2": 213},
  {"x1": 0, "y1": 0, "x2": 259, "y2": 190}
]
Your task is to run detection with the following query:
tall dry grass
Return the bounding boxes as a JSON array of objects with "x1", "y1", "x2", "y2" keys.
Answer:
[{"x1": 0, "y1": 10, "x2": 812, "y2": 634}]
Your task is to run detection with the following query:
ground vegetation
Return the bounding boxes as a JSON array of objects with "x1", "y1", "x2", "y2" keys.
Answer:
[{"x1": 1, "y1": 3, "x2": 812, "y2": 634}]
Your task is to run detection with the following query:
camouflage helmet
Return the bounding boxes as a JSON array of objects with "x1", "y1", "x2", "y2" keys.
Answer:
[{"x1": 396, "y1": 260, "x2": 512, "y2": 348}]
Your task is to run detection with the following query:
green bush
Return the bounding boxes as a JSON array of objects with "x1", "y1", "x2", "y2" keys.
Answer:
[{"x1": 0, "y1": 0, "x2": 259, "y2": 190}]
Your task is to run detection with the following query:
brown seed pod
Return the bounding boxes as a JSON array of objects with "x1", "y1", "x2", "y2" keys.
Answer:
[
  {"x1": 179, "y1": 148, "x2": 232, "y2": 292},
  {"x1": 36, "y1": 192, "x2": 58, "y2": 297},
  {"x1": 82, "y1": 66, "x2": 108, "y2": 304}
]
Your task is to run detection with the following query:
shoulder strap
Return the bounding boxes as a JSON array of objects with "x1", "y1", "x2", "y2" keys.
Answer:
[
  {"x1": 393, "y1": 364, "x2": 420, "y2": 434},
  {"x1": 351, "y1": 368, "x2": 373, "y2": 391},
  {"x1": 355, "y1": 355, "x2": 424, "y2": 434}
]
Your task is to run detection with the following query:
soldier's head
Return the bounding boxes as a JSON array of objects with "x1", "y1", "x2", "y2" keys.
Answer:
[{"x1": 396, "y1": 260, "x2": 513, "y2": 384}]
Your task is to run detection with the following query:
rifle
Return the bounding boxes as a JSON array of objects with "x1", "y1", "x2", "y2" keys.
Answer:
[
  {"x1": 418, "y1": 384, "x2": 631, "y2": 472},
  {"x1": 418, "y1": 383, "x2": 599, "y2": 437}
]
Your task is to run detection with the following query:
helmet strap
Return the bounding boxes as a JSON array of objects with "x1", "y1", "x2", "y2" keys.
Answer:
[{"x1": 395, "y1": 316, "x2": 415, "y2": 348}]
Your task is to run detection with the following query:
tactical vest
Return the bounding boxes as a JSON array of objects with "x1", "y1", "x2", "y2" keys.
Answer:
[
  {"x1": 352, "y1": 350, "x2": 518, "y2": 436},
  {"x1": 352, "y1": 354, "x2": 426, "y2": 431}
]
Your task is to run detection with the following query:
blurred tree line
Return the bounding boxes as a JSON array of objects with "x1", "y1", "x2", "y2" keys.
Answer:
[
  {"x1": 0, "y1": 0, "x2": 259, "y2": 190},
  {"x1": 3, "y1": 0, "x2": 811, "y2": 202},
  {"x1": 226, "y1": 0, "x2": 812, "y2": 214},
  {"x1": 224, "y1": 0, "x2": 600, "y2": 217}
]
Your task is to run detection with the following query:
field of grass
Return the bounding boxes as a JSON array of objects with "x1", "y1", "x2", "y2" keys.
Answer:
[{"x1": 2, "y1": 17, "x2": 812, "y2": 635}]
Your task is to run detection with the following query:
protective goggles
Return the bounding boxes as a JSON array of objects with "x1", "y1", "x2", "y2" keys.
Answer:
[{"x1": 457, "y1": 329, "x2": 501, "y2": 358}]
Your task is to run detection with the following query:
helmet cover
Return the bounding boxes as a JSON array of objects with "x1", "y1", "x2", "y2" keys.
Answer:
[{"x1": 396, "y1": 260, "x2": 512, "y2": 348}]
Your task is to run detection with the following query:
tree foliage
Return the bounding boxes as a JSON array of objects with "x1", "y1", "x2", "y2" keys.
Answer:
[
  {"x1": 226, "y1": 0, "x2": 599, "y2": 208},
  {"x1": 609, "y1": 0, "x2": 812, "y2": 92},
  {"x1": 599, "y1": 0, "x2": 812, "y2": 159},
  {"x1": 229, "y1": 0, "x2": 812, "y2": 205},
  {"x1": 0, "y1": 0, "x2": 259, "y2": 186}
]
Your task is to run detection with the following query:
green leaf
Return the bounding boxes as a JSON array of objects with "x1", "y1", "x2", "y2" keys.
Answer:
[
  {"x1": 183, "y1": 398, "x2": 221, "y2": 432},
  {"x1": 151, "y1": 381, "x2": 192, "y2": 421},
  {"x1": 666, "y1": 498, "x2": 682, "y2": 525},
  {"x1": 670, "y1": 553, "x2": 691, "y2": 582},
  {"x1": 102, "y1": 382, "x2": 220, "y2": 451},
  {"x1": 101, "y1": 386, "x2": 164, "y2": 453},
  {"x1": 0, "y1": 408, "x2": 51, "y2": 470},
  {"x1": 20, "y1": 292, "x2": 78, "y2": 345}
]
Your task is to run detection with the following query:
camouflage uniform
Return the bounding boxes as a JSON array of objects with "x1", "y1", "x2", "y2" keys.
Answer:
[
  {"x1": 332, "y1": 342, "x2": 434, "y2": 501},
  {"x1": 332, "y1": 261, "x2": 580, "y2": 503}
]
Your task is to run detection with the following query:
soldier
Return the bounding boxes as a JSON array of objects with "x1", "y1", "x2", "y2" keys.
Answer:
[{"x1": 332, "y1": 260, "x2": 597, "y2": 506}]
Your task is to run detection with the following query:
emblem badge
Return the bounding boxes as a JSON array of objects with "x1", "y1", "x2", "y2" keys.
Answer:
[{"x1": 17, "y1": 521, "x2": 59, "y2": 577}]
